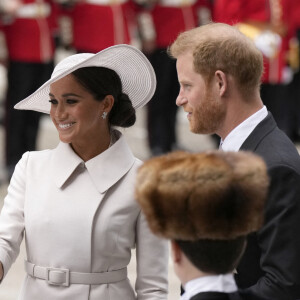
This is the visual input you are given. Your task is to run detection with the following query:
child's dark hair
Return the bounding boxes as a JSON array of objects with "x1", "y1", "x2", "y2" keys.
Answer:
[{"x1": 176, "y1": 236, "x2": 246, "y2": 274}]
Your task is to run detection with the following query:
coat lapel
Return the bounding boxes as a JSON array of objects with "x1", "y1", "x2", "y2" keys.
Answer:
[
  {"x1": 51, "y1": 142, "x2": 84, "y2": 188},
  {"x1": 85, "y1": 133, "x2": 135, "y2": 194}
]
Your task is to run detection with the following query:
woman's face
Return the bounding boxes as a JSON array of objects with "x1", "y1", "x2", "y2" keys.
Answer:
[{"x1": 49, "y1": 74, "x2": 105, "y2": 150}]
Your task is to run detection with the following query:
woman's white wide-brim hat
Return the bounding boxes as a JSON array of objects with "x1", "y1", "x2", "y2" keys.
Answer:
[{"x1": 14, "y1": 44, "x2": 156, "y2": 113}]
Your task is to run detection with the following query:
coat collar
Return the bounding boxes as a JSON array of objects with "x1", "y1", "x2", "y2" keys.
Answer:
[
  {"x1": 51, "y1": 130, "x2": 135, "y2": 193},
  {"x1": 240, "y1": 112, "x2": 277, "y2": 151}
]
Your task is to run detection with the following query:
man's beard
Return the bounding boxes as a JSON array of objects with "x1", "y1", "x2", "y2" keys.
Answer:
[{"x1": 190, "y1": 90, "x2": 226, "y2": 135}]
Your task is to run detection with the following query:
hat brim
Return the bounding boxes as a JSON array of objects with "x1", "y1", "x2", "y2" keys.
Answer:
[{"x1": 14, "y1": 44, "x2": 156, "y2": 113}]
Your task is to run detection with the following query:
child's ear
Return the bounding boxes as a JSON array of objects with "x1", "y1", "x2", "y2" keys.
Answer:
[{"x1": 171, "y1": 240, "x2": 182, "y2": 263}]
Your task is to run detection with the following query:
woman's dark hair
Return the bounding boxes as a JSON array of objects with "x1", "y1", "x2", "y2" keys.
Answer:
[
  {"x1": 72, "y1": 66, "x2": 136, "y2": 127},
  {"x1": 176, "y1": 236, "x2": 246, "y2": 274}
]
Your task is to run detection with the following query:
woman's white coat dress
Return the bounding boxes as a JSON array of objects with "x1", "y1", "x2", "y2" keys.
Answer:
[{"x1": 0, "y1": 130, "x2": 169, "y2": 299}]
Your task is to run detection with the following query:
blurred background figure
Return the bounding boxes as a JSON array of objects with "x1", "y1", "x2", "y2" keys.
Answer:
[
  {"x1": 0, "y1": 0, "x2": 59, "y2": 181},
  {"x1": 137, "y1": 0, "x2": 214, "y2": 156},
  {"x1": 213, "y1": 0, "x2": 299, "y2": 142},
  {"x1": 0, "y1": 8, "x2": 7, "y2": 128},
  {"x1": 286, "y1": 2, "x2": 300, "y2": 142}
]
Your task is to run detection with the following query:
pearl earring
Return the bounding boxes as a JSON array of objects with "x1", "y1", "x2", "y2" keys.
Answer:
[{"x1": 101, "y1": 112, "x2": 107, "y2": 119}]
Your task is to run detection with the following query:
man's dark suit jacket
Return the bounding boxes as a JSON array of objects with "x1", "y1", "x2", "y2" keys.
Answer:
[
  {"x1": 190, "y1": 291, "x2": 243, "y2": 300},
  {"x1": 236, "y1": 113, "x2": 300, "y2": 300}
]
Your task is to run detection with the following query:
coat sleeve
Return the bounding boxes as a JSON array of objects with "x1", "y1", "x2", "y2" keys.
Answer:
[
  {"x1": 0, "y1": 152, "x2": 28, "y2": 280},
  {"x1": 135, "y1": 211, "x2": 169, "y2": 300},
  {"x1": 242, "y1": 165, "x2": 300, "y2": 299}
]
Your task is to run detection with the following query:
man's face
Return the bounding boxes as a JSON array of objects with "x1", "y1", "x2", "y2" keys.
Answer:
[{"x1": 176, "y1": 51, "x2": 226, "y2": 135}]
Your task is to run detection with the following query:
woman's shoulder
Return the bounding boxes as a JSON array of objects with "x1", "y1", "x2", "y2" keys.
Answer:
[
  {"x1": 11, "y1": 149, "x2": 56, "y2": 182},
  {"x1": 25, "y1": 148, "x2": 54, "y2": 160},
  {"x1": 19, "y1": 148, "x2": 55, "y2": 170}
]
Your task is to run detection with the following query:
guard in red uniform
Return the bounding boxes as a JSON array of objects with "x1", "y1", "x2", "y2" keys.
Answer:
[
  {"x1": 1, "y1": 0, "x2": 57, "y2": 179},
  {"x1": 213, "y1": 0, "x2": 295, "y2": 139},
  {"x1": 65, "y1": 0, "x2": 138, "y2": 53},
  {"x1": 139, "y1": 0, "x2": 212, "y2": 156}
]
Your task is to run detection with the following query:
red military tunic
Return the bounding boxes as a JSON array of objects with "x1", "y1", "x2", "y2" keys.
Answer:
[
  {"x1": 69, "y1": 0, "x2": 137, "y2": 52},
  {"x1": 1, "y1": 0, "x2": 57, "y2": 63},
  {"x1": 145, "y1": 0, "x2": 211, "y2": 48},
  {"x1": 213, "y1": 0, "x2": 293, "y2": 84}
]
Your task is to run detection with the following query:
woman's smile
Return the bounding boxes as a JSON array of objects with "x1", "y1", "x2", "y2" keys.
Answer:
[{"x1": 58, "y1": 122, "x2": 76, "y2": 130}]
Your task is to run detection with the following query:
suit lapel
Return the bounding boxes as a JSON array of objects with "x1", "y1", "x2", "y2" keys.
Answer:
[{"x1": 240, "y1": 112, "x2": 277, "y2": 151}]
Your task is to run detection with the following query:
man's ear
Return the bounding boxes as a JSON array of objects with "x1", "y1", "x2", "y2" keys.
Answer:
[
  {"x1": 171, "y1": 240, "x2": 182, "y2": 264},
  {"x1": 214, "y1": 70, "x2": 227, "y2": 97}
]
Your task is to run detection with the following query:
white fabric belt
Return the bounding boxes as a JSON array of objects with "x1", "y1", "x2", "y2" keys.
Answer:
[
  {"x1": 25, "y1": 260, "x2": 127, "y2": 287},
  {"x1": 85, "y1": 0, "x2": 128, "y2": 5},
  {"x1": 16, "y1": 3, "x2": 51, "y2": 19}
]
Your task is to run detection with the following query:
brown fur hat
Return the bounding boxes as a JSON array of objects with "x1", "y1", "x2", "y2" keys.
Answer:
[{"x1": 135, "y1": 150, "x2": 269, "y2": 241}]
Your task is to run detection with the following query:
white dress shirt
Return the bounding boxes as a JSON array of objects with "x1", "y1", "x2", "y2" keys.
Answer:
[
  {"x1": 180, "y1": 274, "x2": 238, "y2": 300},
  {"x1": 220, "y1": 106, "x2": 268, "y2": 151}
]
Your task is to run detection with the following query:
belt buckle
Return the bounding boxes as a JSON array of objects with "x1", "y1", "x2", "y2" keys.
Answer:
[{"x1": 46, "y1": 267, "x2": 70, "y2": 287}]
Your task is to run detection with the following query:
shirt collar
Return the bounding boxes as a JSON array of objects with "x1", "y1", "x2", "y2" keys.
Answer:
[
  {"x1": 221, "y1": 106, "x2": 268, "y2": 152},
  {"x1": 180, "y1": 274, "x2": 238, "y2": 300},
  {"x1": 51, "y1": 130, "x2": 135, "y2": 193}
]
